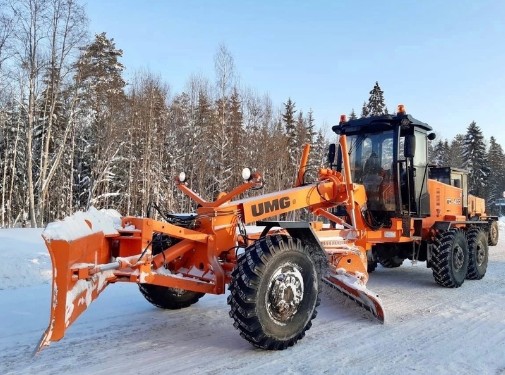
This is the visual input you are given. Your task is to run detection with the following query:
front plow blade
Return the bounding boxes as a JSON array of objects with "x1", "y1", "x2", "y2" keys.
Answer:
[
  {"x1": 36, "y1": 209, "x2": 120, "y2": 353},
  {"x1": 323, "y1": 271, "x2": 385, "y2": 323}
]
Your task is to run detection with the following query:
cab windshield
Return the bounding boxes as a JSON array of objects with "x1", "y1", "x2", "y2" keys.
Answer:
[
  {"x1": 346, "y1": 130, "x2": 394, "y2": 184},
  {"x1": 344, "y1": 130, "x2": 395, "y2": 212}
]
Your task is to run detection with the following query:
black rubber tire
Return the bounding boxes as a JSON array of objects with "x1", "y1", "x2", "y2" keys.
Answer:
[
  {"x1": 227, "y1": 235, "x2": 321, "y2": 350},
  {"x1": 139, "y1": 284, "x2": 205, "y2": 309},
  {"x1": 488, "y1": 220, "x2": 499, "y2": 246},
  {"x1": 367, "y1": 259, "x2": 378, "y2": 273},
  {"x1": 431, "y1": 229, "x2": 469, "y2": 288},
  {"x1": 378, "y1": 256, "x2": 404, "y2": 268},
  {"x1": 138, "y1": 233, "x2": 204, "y2": 309},
  {"x1": 466, "y1": 227, "x2": 489, "y2": 280}
]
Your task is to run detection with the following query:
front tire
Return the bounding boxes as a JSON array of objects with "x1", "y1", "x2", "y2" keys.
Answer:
[
  {"x1": 431, "y1": 229, "x2": 469, "y2": 288},
  {"x1": 466, "y1": 227, "x2": 489, "y2": 280},
  {"x1": 139, "y1": 284, "x2": 205, "y2": 309},
  {"x1": 138, "y1": 233, "x2": 205, "y2": 309},
  {"x1": 378, "y1": 256, "x2": 404, "y2": 268},
  {"x1": 367, "y1": 251, "x2": 377, "y2": 273},
  {"x1": 227, "y1": 235, "x2": 321, "y2": 350}
]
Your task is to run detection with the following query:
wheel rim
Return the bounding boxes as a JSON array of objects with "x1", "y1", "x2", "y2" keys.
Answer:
[
  {"x1": 491, "y1": 225, "x2": 498, "y2": 242},
  {"x1": 266, "y1": 264, "x2": 304, "y2": 325},
  {"x1": 453, "y1": 244, "x2": 465, "y2": 270},
  {"x1": 476, "y1": 242, "x2": 485, "y2": 266}
]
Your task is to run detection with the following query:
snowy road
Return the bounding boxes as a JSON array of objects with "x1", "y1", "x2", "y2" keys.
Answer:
[{"x1": 1, "y1": 227, "x2": 505, "y2": 375}]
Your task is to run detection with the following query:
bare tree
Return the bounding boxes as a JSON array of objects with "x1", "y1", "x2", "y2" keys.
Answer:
[
  {"x1": 126, "y1": 70, "x2": 170, "y2": 216},
  {"x1": 3, "y1": 0, "x2": 86, "y2": 226},
  {"x1": 36, "y1": 0, "x2": 87, "y2": 225},
  {"x1": 0, "y1": 0, "x2": 15, "y2": 73},
  {"x1": 11, "y1": 0, "x2": 50, "y2": 227},
  {"x1": 213, "y1": 44, "x2": 236, "y2": 193}
]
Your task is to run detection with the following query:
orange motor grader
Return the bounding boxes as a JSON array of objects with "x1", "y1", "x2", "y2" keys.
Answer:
[{"x1": 38, "y1": 106, "x2": 499, "y2": 352}]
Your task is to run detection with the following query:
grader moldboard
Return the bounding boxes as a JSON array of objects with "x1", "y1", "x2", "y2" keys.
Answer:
[{"x1": 37, "y1": 106, "x2": 499, "y2": 352}]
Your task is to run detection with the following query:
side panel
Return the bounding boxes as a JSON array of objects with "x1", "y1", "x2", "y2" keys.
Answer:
[
  {"x1": 468, "y1": 194, "x2": 486, "y2": 217},
  {"x1": 426, "y1": 179, "x2": 464, "y2": 228}
]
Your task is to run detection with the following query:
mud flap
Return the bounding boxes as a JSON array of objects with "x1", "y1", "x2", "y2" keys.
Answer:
[
  {"x1": 323, "y1": 270, "x2": 385, "y2": 323},
  {"x1": 36, "y1": 209, "x2": 119, "y2": 353}
]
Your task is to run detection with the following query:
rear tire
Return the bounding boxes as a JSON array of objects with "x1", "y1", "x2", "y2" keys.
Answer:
[
  {"x1": 466, "y1": 227, "x2": 489, "y2": 280},
  {"x1": 431, "y1": 229, "x2": 469, "y2": 288},
  {"x1": 488, "y1": 220, "x2": 499, "y2": 246},
  {"x1": 227, "y1": 235, "x2": 321, "y2": 350}
]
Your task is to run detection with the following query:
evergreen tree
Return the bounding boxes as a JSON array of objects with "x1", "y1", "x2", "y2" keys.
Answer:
[
  {"x1": 463, "y1": 121, "x2": 488, "y2": 197},
  {"x1": 348, "y1": 108, "x2": 357, "y2": 120},
  {"x1": 430, "y1": 139, "x2": 451, "y2": 166},
  {"x1": 360, "y1": 101, "x2": 369, "y2": 118},
  {"x1": 305, "y1": 109, "x2": 316, "y2": 143},
  {"x1": 282, "y1": 98, "x2": 297, "y2": 165},
  {"x1": 366, "y1": 81, "x2": 386, "y2": 116},
  {"x1": 486, "y1": 136, "x2": 505, "y2": 213},
  {"x1": 74, "y1": 32, "x2": 127, "y2": 209},
  {"x1": 448, "y1": 134, "x2": 465, "y2": 169}
]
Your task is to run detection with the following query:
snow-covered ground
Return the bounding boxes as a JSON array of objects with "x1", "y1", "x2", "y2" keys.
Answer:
[{"x1": 1, "y1": 222, "x2": 505, "y2": 375}]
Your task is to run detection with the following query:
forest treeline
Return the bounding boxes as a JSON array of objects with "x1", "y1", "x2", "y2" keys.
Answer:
[{"x1": 0, "y1": 0, "x2": 503, "y2": 228}]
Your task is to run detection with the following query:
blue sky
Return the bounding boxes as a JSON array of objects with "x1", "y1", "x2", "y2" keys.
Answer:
[{"x1": 86, "y1": 0, "x2": 505, "y2": 147}]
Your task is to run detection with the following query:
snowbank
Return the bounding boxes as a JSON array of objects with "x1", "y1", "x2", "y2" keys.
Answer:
[{"x1": 0, "y1": 228, "x2": 51, "y2": 290}]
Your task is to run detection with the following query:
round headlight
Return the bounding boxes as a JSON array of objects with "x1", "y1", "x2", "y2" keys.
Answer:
[
  {"x1": 178, "y1": 172, "x2": 186, "y2": 182},
  {"x1": 241, "y1": 168, "x2": 251, "y2": 181}
]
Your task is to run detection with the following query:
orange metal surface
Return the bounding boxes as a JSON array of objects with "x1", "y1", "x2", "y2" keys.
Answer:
[
  {"x1": 468, "y1": 194, "x2": 486, "y2": 217},
  {"x1": 38, "y1": 232, "x2": 118, "y2": 351}
]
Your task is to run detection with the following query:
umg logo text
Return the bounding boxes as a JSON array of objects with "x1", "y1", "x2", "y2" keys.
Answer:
[{"x1": 251, "y1": 197, "x2": 291, "y2": 217}]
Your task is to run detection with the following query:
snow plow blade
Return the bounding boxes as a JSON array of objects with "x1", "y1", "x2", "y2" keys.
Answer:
[
  {"x1": 323, "y1": 271, "x2": 385, "y2": 323},
  {"x1": 36, "y1": 208, "x2": 121, "y2": 353}
]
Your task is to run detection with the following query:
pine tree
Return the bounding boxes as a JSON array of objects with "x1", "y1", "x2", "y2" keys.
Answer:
[
  {"x1": 486, "y1": 136, "x2": 505, "y2": 213},
  {"x1": 463, "y1": 121, "x2": 488, "y2": 197},
  {"x1": 74, "y1": 32, "x2": 127, "y2": 209},
  {"x1": 305, "y1": 109, "x2": 316, "y2": 143},
  {"x1": 366, "y1": 81, "x2": 386, "y2": 116},
  {"x1": 348, "y1": 108, "x2": 357, "y2": 120},
  {"x1": 448, "y1": 134, "x2": 465, "y2": 169},
  {"x1": 360, "y1": 101, "x2": 369, "y2": 118},
  {"x1": 430, "y1": 139, "x2": 451, "y2": 166},
  {"x1": 283, "y1": 98, "x2": 297, "y2": 165}
]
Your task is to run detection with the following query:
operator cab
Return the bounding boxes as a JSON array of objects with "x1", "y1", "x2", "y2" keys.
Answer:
[{"x1": 330, "y1": 106, "x2": 434, "y2": 227}]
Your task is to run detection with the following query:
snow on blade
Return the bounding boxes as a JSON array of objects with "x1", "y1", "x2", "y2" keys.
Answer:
[
  {"x1": 323, "y1": 270, "x2": 385, "y2": 323},
  {"x1": 65, "y1": 270, "x2": 115, "y2": 328},
  {"x1": 42, "y1": 207, "x2": 121, "y2": 242}
]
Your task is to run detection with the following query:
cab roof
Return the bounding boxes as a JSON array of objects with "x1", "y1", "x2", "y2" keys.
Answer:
[{"x1": 332, "y1": 113, "x2": 433, "y2": 135}]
